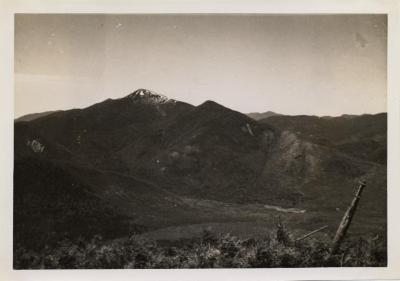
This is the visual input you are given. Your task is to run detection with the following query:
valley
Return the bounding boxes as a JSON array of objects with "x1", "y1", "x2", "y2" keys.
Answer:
[{"x1": 13, "y1": 89, "x2": 387, "y2": 268}]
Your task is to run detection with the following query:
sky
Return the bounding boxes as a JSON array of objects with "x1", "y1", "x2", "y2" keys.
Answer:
[{"x1": 14, "y1": 14, "x2": 387, "y2": 118}]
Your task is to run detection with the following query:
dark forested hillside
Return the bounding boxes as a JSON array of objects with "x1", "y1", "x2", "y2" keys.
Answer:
[
  {"x1": 14, "y1": 89, "x2": 387, "y2": 268},
  {"x1": 259, "y1": 113, "x2": 387, "y2": 164}
]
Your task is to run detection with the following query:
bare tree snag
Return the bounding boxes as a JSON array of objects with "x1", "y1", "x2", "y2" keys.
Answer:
[{"x1": 330, "y1": 180, "x2": 366, "y2": 256}]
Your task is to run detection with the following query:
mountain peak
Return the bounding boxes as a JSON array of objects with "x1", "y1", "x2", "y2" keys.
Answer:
[
  {"x1": 198, "y1": 100, "x2": 229, "y2": 111},
  {"x1": 200, "y1": 100, "x2": 219, "y2": 106},
  {"x1": 127, "y1": 88, "x2": 171, "y2": 104}
]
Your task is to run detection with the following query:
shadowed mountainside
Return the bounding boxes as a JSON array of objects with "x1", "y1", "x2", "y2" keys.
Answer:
[
  {"x1": 259, "y1": 113, "x2": 387, "y2": 165},
  {"x1": 14, "y1": 89, "x2": 387, "y2": 251}
]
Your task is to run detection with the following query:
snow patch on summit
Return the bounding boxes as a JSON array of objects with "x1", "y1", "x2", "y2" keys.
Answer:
[{"x1": 128, "y1": 89, "x2": 173, "y2": 105}]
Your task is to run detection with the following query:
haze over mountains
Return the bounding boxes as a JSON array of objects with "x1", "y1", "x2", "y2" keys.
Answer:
[
  {"x1": 246, "y1": 111, "x2": 281, "y2": 120},
  {"x1": 14, "y1": 89, "x2": 387, "y2": 250}
]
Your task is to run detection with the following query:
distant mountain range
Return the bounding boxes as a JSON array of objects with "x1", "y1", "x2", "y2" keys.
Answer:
[
  {"x1": 247, "y1": 111, "x2": 281, "y2": 120},
  {"x1": 15, "y1": 110, "x2": 62, "y2": 122},
  {"x1": 14, "y1": 89, "x2": 387, "y2": 250}
]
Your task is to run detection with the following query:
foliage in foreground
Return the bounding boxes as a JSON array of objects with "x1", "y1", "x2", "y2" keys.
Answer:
[{"x1": 14, "y1": 227, "x2": 386, "y2": 269}]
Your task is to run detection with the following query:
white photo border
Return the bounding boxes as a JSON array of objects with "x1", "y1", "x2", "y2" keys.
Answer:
[{"x1": 1, "y1": 1, "x2": 399, "y2": 280}]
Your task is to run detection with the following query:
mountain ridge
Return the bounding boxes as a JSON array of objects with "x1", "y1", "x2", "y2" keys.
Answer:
[
  {"x1": 14, "y1": 88, "x2": 387, "y2": 251},
  {"x1": 16, "y1": 89, "x2": 387, "y2": 122}
]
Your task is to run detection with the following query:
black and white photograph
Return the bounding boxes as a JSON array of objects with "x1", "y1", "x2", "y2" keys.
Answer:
[
  {"x1": 1, "y1": 1, "x2": 399, "y2": 278},
  {"x1": 12, "y1": 12, "x2": 389, "y2": 269}
]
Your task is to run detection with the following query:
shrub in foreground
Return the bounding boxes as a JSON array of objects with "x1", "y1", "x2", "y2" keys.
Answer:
[{"x1": 14, "y1": 228, "x2": 387, "y2": 269}]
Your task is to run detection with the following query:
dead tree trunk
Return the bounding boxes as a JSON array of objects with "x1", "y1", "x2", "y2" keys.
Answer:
[
  {"x1": 296, "y1": 225, "x2": 328, "y2": 242},
  {"x1": 330, "y1": 180, "x2": 366, "y2": 256}
]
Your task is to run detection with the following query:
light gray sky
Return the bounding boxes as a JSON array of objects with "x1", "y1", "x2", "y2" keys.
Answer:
[{"x1": 15, "y1": 14, "x2": 387, "y2": 118}]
